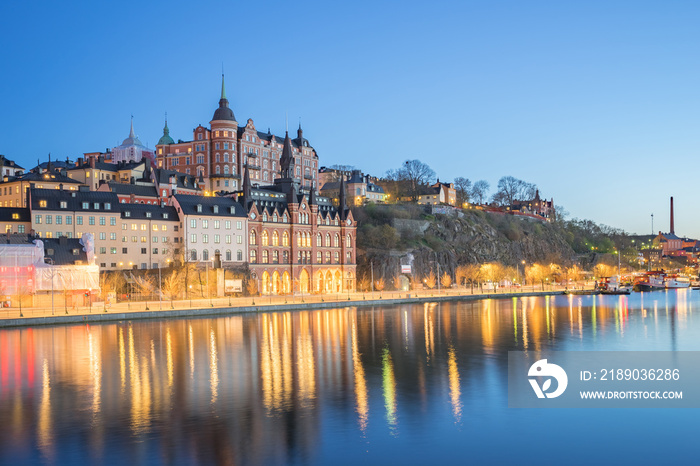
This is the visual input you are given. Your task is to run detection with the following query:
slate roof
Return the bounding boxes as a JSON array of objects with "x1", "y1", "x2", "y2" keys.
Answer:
[
  {"x1": 154, "y1": 168, "x2": 201, "y2": 191},
  {"x1": 42, "y1": 236, "x2": 89, "y2": 265},
  {"x1": 106, "y1": 181, "x2": 159, "y2": 198},
  {"x1": 30, "y1": 187, "x2": 119, "y2": 212},
  {"x1": 0, "y1": 207, "x2": 30, "y2": 222},
  {"x1": 118, "y1": 203, "x2": 178, "y2": 221},
  {"x1": 174, "y1": 194, "x2": 246, "y2": 217},
  {"x1": 19, "y1": 171, "x2": 83, "y2": 184}
]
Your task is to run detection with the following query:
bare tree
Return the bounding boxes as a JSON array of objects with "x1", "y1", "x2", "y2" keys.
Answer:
[
  {"x1": 492, "y1": 176, "x2": 537, "y2": 207},
  {"x1": 134, "y1": 275, "x2": 155, "y2": 310},
  {"x1": 161, "y1": 270, "x2": 182, "y2": 309},
  {"x1": 424, "y1": 270, "x2": 437, "y2": 289},
  {"x1": 386, "y1": 159, "x2": 436, "y2": 202},
  {"x1": 453, "y1": 177, "x2": 472, "y2": 206},
  {"x1": 470, "y1": 180, "x2": 490, "y2": 204},
  {"x1": 440, "y1": 272, "x2": 452, "y2": 289}
]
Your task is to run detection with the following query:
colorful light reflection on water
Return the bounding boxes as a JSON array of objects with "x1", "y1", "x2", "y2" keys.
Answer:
[{"x1": 1, "y1": 291, "x2": 700, "y2": 465}]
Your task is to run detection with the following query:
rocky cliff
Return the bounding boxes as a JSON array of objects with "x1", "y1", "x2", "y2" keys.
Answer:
[{"x1": 355, "y1": 205, "x2": 576, "y2": 283}]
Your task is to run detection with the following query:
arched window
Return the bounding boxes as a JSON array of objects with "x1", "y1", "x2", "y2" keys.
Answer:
[
  {"x1": 334, "y1": 251, "x2": 339, "y2": 263},
  {"x1": 273, "y1": 250, "x2": 279, "y2": 263},
  {"x1": 273, "y1": 213, "x2": 278, "y2": 222},
  {"x1": 346, "y1": 251, "x2": 351, "y2": 262},
  {"x1": 262, "y1": 250, "x2": 269, "y2": 263},
  {"x1": 215, "y1": 165, "x2": 221, "y2": 174},
  {"x1": 283, "y1": 251, "x2": 289, "y2": 263},
  {"x1": 325, "y1": 251, "x2": 330, "y2": 263},
  {"x1": 334, "y1": 218, "x2": 339, "y2": 226},
  {"x1": 346, "y1": 234, "x2": 352, "y2": 248},
  {"x1": 326, "y1": 233, "x2": 331, "y2": 247},
  {"x1": 225, "y1": 250, "x2": 231, "y2": 261},
  {"x1": 325, "y1": 217, "x2": 330, "y2": 226},
  {"x1": 334, "y1": 234, "x2": 339, "y2": 247},
  {"x1": 282, "y1": 231, "x2": 289, "y2": 246},
  {"x1": 297, "y1": 233, "x2": 302, "y2": 247},
  {"x1": 317, "y1": 233, "x2": 322, "y2": 246},
  {"x1": 203, "y1": 249, "x2": 209, "y2": 261},
  {"x1": 272, "y1": 231, "x2": 279, "y2": 246},
  {"x1": 261, "y1": 230, "x2": 269, "y2": 246},
  {"x1": 191, "y1": 250, "x2": 197, "y2": 261},
  {"x1": 250, "y1": 250, "x2": 257, "y2": 263},
  {"x1": 224, "y1": 165, "x2": 229, "y2": 175},
  {"x1": 216, "y1": 154, "x2": 220, "y2": 163},
  {"x1": 283, "y1": 214, "x2": 288, "y2": 223},
  {"x1": 317, "y1": 251, "x2": 322, "y2": 263},
  {"x1": 249, "y1": 230, "x2": 257, "y2": 245},
  {"x1": 224, "y1": 153, "x2": 229, "y2": 162},
  {"x1": 306, "y1": 232, "x2": 311, "y2": 247}
]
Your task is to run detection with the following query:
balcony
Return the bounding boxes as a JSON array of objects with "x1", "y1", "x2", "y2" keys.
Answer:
[
  {"x1": 304, "y1": 174, "x2": 314, "y2": 180},
  {"x1": 245, "y1": 163, "x2": 261, "y2": 171}
]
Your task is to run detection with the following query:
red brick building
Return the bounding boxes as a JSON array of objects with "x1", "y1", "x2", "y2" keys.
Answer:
[
  {"x1": 236, "y1": 133, "x2": 356, "y2": 295},
  {"x1": 155, "y1": 76, "x2": 319, "y2": 195}
]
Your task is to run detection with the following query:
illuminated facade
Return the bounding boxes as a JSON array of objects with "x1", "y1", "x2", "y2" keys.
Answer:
[
  {"x1": 155, "y1": 76, "x2": 319, "y2": 194},
  {"x1": 238, "y1": 133, "x2": 356, "y2": 295}
]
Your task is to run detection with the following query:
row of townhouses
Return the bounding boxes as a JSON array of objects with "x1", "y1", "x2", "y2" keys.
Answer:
[{"x1": 0, "y1": 77, "x2": 357, "y2": 295}]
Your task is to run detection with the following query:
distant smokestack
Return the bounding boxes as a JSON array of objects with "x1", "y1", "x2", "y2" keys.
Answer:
[{"x1": 670, "y1": 197, "x2": 675, "y2": 234}]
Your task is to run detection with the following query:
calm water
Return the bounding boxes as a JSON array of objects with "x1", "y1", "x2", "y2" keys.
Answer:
[{"x1": 1, "y1": 291, "x2": 700, "y2": 465}]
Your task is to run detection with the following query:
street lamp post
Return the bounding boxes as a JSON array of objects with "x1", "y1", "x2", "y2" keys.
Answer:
[
  {"x1": 158, "y1": 264, "x2": 162, "y2": 311},
  {"x1": 46, "y1": 258, "x2": 55, "y2": 316}
]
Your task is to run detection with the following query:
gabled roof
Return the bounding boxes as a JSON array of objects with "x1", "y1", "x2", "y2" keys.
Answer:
[
  {"x1": 154, "y1": 168, "x2": 201, "y2": 191},
  {"x1": 17, "y1": 171, "x2": 83, "y2": 184}
]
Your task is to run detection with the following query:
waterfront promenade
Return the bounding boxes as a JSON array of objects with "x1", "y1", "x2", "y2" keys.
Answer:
[{"x1": 0, "y1": 284, "x2": 594, "y2": 328}]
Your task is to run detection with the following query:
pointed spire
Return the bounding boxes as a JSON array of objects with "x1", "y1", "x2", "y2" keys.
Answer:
[
  {"x1": 212, "y1": 73, "x2": 236, "y2": 121},
  {"x1": 279, "y1": 131, "x2": 294, "y2": 177},
  {"x1": 221, "y1": 72, "x2": 227, "y2": 100},
  {"x1": 338, "y1": 174, "x2": 347, "y2": 220},
  {"x1": 297, "y1": 119, "x2": 303, "y2": 141},
  {"x1": 129, "y1": 115, "x2": 135, "y2": 138},
  {"x1": 242, "y1": 166, "x2": 252, "y2": 203},
  {"x1": 309, "y1": 181, "x2": 317, "y2": 206}
]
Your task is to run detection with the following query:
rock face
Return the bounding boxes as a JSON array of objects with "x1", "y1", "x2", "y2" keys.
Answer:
[{"x1": 356, "y1": 207, "x2": 576, "y2": 283}]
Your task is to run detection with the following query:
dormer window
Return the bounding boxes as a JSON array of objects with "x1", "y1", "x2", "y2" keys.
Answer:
[
  {"x1": 163, "y1": 213, "x2": 169, "y2": 219},
  {"x1": 94, "y1": 202, "x2": 100, "y2": 209},
  {"x1": 196, "y1": 204, "x2": 202, "y2": 213},
  {"x1": 213, "y1": 205, "x2": 219, "y2": 214},
  {"x1": 124, "y1": 211, "x2": 131, "y2": 217},
  {"x1": 146, "y1": 212, "x2": 152, "y2": 218},
  {"x1": 60, "y1": 201, "x2": 67, "y2": 209},
  {"x1": 72, "y1": 248, "x2": 79, "y2": 255},
  {"x1": 11, "y1": 213, "x2": 19, "y2": 220},
  {"x1": 105, "y1": 203, "x2": 111, "y2": 210},
  {"x1": 39, "y1": 200, "x2": 47, "y2": 207},
  {"x1": 229, "y1": 206, "x2": 235, "y2": 214}
]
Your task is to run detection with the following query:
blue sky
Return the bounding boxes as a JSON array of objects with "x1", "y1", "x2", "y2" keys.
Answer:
[{"x1": 2, "y1": 1, "x2": 699, "y2": 237}]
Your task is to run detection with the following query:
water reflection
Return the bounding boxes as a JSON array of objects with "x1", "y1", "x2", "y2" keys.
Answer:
[{"x1": 1, "y1": 291, "x2": 699, "y2": 464}]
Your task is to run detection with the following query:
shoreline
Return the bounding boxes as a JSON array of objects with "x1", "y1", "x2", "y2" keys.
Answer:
[{"x1": 0, "y1": 290, "x2": 576, "y2": 329}]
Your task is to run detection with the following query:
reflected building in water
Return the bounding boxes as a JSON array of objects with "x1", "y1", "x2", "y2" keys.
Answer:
[{"x1": 0, "y1": 291, "x2": 693, "y2": 463}]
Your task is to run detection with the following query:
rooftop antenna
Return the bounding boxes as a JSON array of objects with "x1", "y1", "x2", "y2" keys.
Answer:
[
  {"x1": 285, "y1": 112, "x2": 288, "y2": 132},
  {"x1": 651, "y1": 213, "x2": 654, "y2": 235}
]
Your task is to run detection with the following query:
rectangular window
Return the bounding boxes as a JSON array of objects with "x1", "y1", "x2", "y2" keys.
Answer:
[
  {"x1": 132, "y1": 236, "x2": 137, "y2": 242},
  {"x1": 77, "y1": 216, "x2": 83, "y2": 225},
  {"x1": 89, "y1": 216, "x2": 95, "y2": 225},
  {"x1": 46, "y1": 215, "x2": 52, "y2": 224},
  {"x1": 131, "y1": 224, "x2": 137, "y2": 230},
  {"x1": 153, "y1": 248, "x2": 158, "y2": 254},
  {"x1": 99, "y1": 217, "x2": 106, "y2": 226},
  {"x1": 56, "y1": 215, "x2": 62, "y2": 225},
  {"x1": 100, "y1": 247, "x2": 106, "y2": 254},
  {"x1": 105, "y1": 203, "x2": 111, "y2": 210},
  {"x1": 237, "y1": 235, "x2": 242, "y2": 244},
  {"x1": 237, "y1": 250, "x2": 242, "y2": 261},
  {"x1": 162, "y1": 237, "x2": 168, "y2": 243},
  {"x1": 225, "y1": 220, "x2": 231, "y2": 229},
  {"x1": 122, "y1": 247, "x2": 128, "y2": 253},
  {"x1": 39, "y1": 200, "x2": 47, "y2": 207},
  {"x1": 214, "y1": 235, "x2": 220, "y2": 243},
  {"x1": 122, "y1": 236, "x2": 127, "y2": 242},
  {"x1": 99, "y1": 232, "x2": 106, "y2": 240},
  {"x1": 190, "y1": 219, "x2": 197, "y2": 228},
  {"x1": 226, "y1": 235, "x2": 231, "y2": 244},
  {"x1": 110, "y1": 217, "x2": 116, "y2": 226},
  {"x1": 191, "y1": 234, "x2": 197, "y2": 243},
  {"x1": 59, "y1": 201, "x2": 67, "y2": 209},
  {"x1": 214, "y1": 220, "x2": 220, "y2": 229},
  {"x1": 202, "y1": 220, "x2": 208, "y2": 229},
  {"x1": 141, "y1": 224, "x2": 146, "y2": 231},
  {"x1": 141, "y1": 248, "x2": 147, "y2": 254},
  {"x1": 141, "y1": 236, "x2": 146, "y2": 243},
  {"x1": 236, "y1": 221, "x2": 242, "y2": 230},
  {"x1": 202, "y1": 234, "x2": 208, "y2": 243},
  {"x1": 110, "y1": 233, "x2": 116, "y2": 240},
  {"x1": 18, "y1": 225, "x2": 25, "y2": 233},
  {"x1": 152, "y1": 236, "x2": 158, "y2": 243},
  {"x1": 94, "y1": 203, "x2": 99, "y2": 209},
  {"x1": 110, "y1": 247, "x2": 117, "y2": 254}
]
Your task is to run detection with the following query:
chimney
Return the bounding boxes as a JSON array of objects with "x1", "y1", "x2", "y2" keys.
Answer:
[
  {"x1": 89, "y1": 156, "x2": 95, "y2": 169},
  {"x1": 130, "y1": 193, "x2": 136, "y2": 204},
  {"x1": 670, "y1": 196, "x2": 675, "y2": 234}
]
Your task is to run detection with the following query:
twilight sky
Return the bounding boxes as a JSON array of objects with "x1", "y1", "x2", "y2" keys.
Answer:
[{"x1": 1, "y1": 1, "x2": 699, "y2": 237}]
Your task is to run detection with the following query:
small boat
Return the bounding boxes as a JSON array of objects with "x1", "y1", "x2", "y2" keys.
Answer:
[
  {"x1": 597, "y1": 276, "x2": 630, "y2": 294},
  {"x1": 665, "y1": 274, "x2": 691, "y2": 289},
  {"x1": 599, "y1": 289, "x2": 631, "y2": 295},
  {"x1": 633, "y1": 271, "x2": 665, "y2": 292}
]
